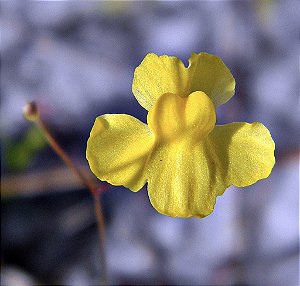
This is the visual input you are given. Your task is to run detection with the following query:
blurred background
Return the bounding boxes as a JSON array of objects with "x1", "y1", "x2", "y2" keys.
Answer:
[{"x1": 1, "y1": 1, "x2": 299, "y2": 285}]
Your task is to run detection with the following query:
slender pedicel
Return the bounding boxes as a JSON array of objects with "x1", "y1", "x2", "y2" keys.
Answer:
[{"x1": 23, "y1": 101, "x2": 109, "y2": 285}]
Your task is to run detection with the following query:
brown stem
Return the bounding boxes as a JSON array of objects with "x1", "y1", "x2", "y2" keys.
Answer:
[
  {"x1": 23, "y1": 101, "x2": 108, "y2": 285},
  {"x1": 36, "y1": 117, "x2": 98, "y2": 194},
  {"x1": 93, "y1": 192, "x2": 108, "y2": 285}
]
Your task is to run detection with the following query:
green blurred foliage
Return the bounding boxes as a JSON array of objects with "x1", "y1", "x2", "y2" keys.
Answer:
[{"x1": 6, "y1": 126, "x2": 47, "y2": 172}]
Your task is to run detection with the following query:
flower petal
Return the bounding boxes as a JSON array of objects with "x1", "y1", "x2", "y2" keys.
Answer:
[
  {"x1": 132, "y1": 52, "x2": 235, "y2": 110},
  {"x1": 146, "y1": 141, "x2": 225, "y2": 218},
  {"x1": 132, "y1": 53, "x2": 188, "y2": 111},
  {"x1": 86, "y1": 114, "x2": 154, "y2": 192},
  {"x1": 187, "y1": 53, "x2": 235, "y2": 107},
  {"x1": 206, "y1": 122, "x2": 275, "y2": 191},
  {"x1": 147, "y1": 91, "x2": 216, "y2": 142}
]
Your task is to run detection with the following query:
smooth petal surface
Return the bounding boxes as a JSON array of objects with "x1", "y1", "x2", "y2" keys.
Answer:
[
  {"x1": 86, "y1": 114, "x2": 154, "y2": 192},
  {"x1": 187, "y1": 53, "x2": 235, "y2": 107},
  {"x1": 147, "y1": 91, "x2": 216, "y2": 142},
  {"x1": 146, "y1": 141, "x2": 225, "y2": 218},
  {"x1": 145, "y1": 91, "x2": 221, "y2": 218},
  {"x1": 132, "y1": 52, "x2": 235, "y2": 110},
  {"x1": 206, "y1": 122, "x2": 275, "y2": 191},
  {"x1": 132, "y1": 53, "x2": 188, "y2": 111}
]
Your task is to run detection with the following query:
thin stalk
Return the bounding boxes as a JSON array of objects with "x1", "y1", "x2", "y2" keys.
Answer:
[
  {"x1": 23, "y1": 101, "x2": 108, "y2": 285},
  {"x1": 93, "y1": 192, "x2": 108, "y2": 285},
  {"x1": 36, "y1": 117, "x2": 97, "y2": 193}
]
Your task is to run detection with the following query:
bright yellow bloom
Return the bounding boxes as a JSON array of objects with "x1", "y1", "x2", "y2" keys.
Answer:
[{"x1": 86, "y1": 53, "x2": 275, "y2": 218}]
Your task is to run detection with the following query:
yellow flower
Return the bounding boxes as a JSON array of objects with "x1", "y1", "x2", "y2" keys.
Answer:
[{"x1": 86, "y1": 53, "x2": 275, "y2": 218}]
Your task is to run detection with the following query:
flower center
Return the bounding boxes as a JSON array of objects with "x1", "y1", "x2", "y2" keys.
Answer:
[{"x1": 147, "y1": 91, "x2": 216, "y2": 142}]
